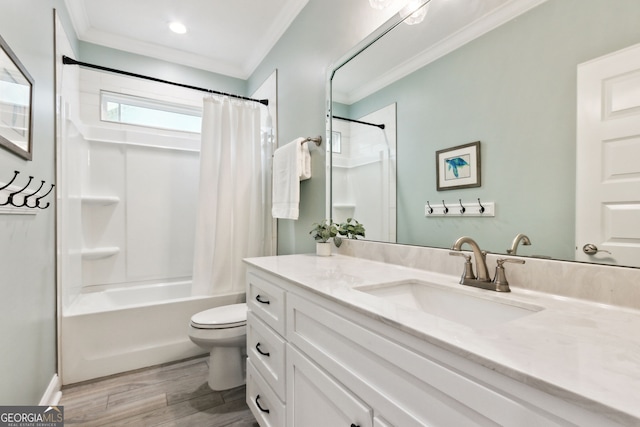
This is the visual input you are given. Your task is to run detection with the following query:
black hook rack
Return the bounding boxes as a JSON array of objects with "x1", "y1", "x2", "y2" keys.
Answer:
[{"x1": 1, "y1": 170, "x2": 55, "y2": 210}]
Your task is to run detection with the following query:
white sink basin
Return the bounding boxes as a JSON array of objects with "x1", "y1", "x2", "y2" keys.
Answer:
[{"x1": 354, "y1": 280, "x2": 542, "y2": 330}]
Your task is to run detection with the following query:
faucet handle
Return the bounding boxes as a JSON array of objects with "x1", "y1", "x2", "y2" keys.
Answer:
[
  {"x1": 492, "y1": 258, "x2": 525, "y2": 292},
  {"x1": 496, "y1": 258, "x2": 525, "y2": 267},
  {"x1": 449, "y1": 251, "x2": 470, "y2": 261},
  {"x1": 449, "y1": 251, "x2": 476, "y2": 282}
]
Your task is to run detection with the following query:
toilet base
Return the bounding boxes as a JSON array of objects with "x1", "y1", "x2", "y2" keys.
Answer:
[{"x1": 207, "y1": 345, "x2": 246, "y2": 391}]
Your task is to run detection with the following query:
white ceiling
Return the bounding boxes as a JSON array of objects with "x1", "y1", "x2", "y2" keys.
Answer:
[{"x1": 64, "y1": 0, "x2": 310, "y2": 79}]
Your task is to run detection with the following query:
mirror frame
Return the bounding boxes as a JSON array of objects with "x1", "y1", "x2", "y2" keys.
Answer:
[{"x1": 0, "y1": 33, "x2": 34, "y2": 161}]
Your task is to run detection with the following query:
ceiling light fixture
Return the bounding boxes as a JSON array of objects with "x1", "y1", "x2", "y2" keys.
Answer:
[
  {"x1": 399, "y1": 1, "x2": 429, "y2": 25},
  {"x1": 369, "y1": 0, "x2": 395, "y2": 9},
  {"x1": 169, "y1": 21, "x2": 187, "y2": 35},
  {"x1": 368, "y1": 0, "x2": 429, "y2": 25}
]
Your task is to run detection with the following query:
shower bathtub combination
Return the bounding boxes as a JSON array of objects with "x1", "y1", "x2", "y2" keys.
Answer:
[
  {"x1": 61, "y1": 281, "x2": 243, "y2": 384},
  {"x1": 57, "y1": 50, "x2": 274, "y2": 384},
  {"x1": 57, "y1": 117, "x2": 215, "y2": 384}
]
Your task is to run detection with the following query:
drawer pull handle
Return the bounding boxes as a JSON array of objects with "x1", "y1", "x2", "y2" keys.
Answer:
[
  {"x1": 256, "y1": 342, "x2": 270, "y2": 357},
  {"x1": 351, "y1": 424, "x2": 360, "y2": 427},
  {"x1": 255, "y1": 394, "x2": 270, "y2": 414},
  {"x1": 255, "y1": 294, "x2": 271, "y2": 304}
]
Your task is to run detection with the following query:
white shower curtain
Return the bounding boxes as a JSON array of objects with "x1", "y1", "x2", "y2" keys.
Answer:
[{"x1": 192, "y1": 96, "x2": 270, "y2": 295}]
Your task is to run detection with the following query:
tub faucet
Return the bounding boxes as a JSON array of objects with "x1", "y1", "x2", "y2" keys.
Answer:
[
  {"x1": 450, "y1": 236, "x2": 490, "y2": 282},
  {"x1": 506, "y1": 233, "x2": 531, "y2": 255}
]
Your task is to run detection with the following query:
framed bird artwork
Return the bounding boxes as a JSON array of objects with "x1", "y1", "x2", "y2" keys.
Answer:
[{"x1": 436, "y1": 141, "x2": 480, "y2": 191}]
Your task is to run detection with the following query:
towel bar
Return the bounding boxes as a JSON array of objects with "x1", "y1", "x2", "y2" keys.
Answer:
[{"x1": 304, "y1": 136, "x2": 322, "y2": 146}]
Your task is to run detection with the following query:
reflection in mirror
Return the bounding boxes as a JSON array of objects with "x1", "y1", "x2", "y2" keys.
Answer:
[
  {"x1": 331, "y1": 104, "x2": 397, "y2": 242},
  {"x1": 329, "y1": 0, "x2": 640, "y2": 268},
  {"x1": 0, "y1": 34, "x2": 33, "y2": 160}
]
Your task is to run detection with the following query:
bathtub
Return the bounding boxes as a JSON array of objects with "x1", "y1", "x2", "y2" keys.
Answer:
[{"x1": 61, "y1": 281, "x2": 244, "y2": 385}]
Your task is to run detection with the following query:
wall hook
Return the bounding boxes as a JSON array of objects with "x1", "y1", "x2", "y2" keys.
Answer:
[
  {"x1": 0, "y1": 170, "x2": 19, "y2": 191},
  {"x1": 1, "y1": 175, "x2": 33, "y2": 207},
  {"x1": 478, "y1": 198, "x2": 485, "y2": 214},
  {"x1": 34, "y1": 184, "x2": 55, "y2": 209},
  {"x1": 459, "y1": 199, "x2": 466, "y2": 214},
  {"x1": 442, "y1": 200, "x2": 449, "y2": 214},
  {"x1": 15, "y1": 180, "x2": 45, "y2": 208},
  {"x1": 426, "y1": 201, "x2": 433, "y2": 214}
]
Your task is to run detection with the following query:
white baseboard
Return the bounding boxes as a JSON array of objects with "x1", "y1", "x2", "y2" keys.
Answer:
[{"x1": 39, "y1": 374, "x2": 62, "y2": 406}]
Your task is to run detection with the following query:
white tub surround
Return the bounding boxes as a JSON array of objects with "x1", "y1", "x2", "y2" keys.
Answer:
[{"x1": 244, "y1": 253, "x2": 640, "y2": 426}]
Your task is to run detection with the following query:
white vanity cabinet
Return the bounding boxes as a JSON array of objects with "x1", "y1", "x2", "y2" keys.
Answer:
[{"x1": 245, "y1": 264, "x2": 628, "y2": 427}]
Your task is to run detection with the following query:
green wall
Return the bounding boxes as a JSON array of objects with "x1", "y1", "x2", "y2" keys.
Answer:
[
  {"x1": 348, "y1": 0, "x2": 640, "y2": 259},
  {"x1": 78, "y1": 42, "x2": 246, "y2": 96},
  {"x1": 248, "y1": 0, "x2": 396, "y2": 254}
]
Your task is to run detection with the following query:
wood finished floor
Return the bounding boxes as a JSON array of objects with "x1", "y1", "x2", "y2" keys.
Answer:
[{"x1": 59, "y1": 356, "x2": 258, "y2": 427}]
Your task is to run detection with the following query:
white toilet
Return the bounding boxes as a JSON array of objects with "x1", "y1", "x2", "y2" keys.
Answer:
[{"x1": 188, "y1": 303, "x2": 247, "y2": 391}]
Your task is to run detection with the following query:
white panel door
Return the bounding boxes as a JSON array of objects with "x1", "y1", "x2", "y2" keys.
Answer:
[{"x1": 576, "y1": 43, "x2": 640, "y2": 267}]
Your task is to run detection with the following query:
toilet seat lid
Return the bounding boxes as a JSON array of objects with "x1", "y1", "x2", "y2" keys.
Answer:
[{"x1": 190, "y1": 303, "x2": 247, "y2": 329}]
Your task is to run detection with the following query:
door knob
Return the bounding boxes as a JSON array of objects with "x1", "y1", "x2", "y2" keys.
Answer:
[{"x1": 582, "y1": 243, "x2": 611, "y2": 255}]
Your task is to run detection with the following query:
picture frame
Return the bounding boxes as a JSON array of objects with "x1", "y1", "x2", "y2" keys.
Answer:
[
  {"x1": 436, "y1": 141, "x2": 480, "y2": 191},
  {"x1": 0, "y1": 34, "x2": 34, "y2": 161}
]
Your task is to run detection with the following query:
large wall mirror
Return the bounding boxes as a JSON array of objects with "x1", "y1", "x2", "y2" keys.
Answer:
[
  {"x1": 328, "y1": 0, "x2": 640, "y2": 269},
  {"x1": 0, "y1": 34, "x2": 33, "y2": 160}
]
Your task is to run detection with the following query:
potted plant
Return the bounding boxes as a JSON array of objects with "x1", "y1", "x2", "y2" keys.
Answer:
[
  {"x1": 309, "y1": 219, "x2": 338, "y2": 256},
  {"x1": 336, "y1": 218, "x2": 365, "y2": 246}
]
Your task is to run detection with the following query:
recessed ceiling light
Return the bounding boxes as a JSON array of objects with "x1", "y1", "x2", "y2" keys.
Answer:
[{"x1": 169, "y1": 21, "x2": 187, "y2": 34}]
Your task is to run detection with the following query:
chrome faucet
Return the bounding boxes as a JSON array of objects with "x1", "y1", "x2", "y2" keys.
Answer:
[
  {"x1": 506, "y1": 233, "x2": 531, "y2": 255},
  {"x1": 450, "y1": 236, "x2": 524, "y2": 292}
]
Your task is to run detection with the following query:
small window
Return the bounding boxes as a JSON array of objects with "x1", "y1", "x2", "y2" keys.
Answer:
[{"x1": 100, "y1": 91, "x2": 202, "y2": 133}]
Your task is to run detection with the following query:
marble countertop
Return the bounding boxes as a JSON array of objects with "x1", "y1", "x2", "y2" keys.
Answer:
[{"x1": 244, "y1": 253, "x2": 640, "y2": 425}]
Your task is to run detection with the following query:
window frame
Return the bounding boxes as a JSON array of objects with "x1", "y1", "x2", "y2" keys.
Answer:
[{"x1": 100, "y1": 90, "x2": 202, "y2": 133}]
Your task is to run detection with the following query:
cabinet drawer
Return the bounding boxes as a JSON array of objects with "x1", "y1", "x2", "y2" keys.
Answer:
[
  {"x1": 247, "y1": 272, "x2": 286, "y2": 335},
  {"x1": 287, "y1": 293, "x2": 567, "y2": 427},
  {"x1": 247, "y1": 360, "x2": 286, "y2": 427},
  {"x1": 247, "y1": 311, "x2": 286, "y2": 401}
]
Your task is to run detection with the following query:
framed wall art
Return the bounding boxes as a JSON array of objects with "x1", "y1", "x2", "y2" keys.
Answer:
[
  {"x1": 0, "y1": 34, "x2": 34, "y2": 161},
  {"x1": 436, "y1": 141, "x2": 480, "y2": 191}
]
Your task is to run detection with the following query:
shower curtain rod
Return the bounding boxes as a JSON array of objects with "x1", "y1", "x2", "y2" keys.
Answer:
[
  {"x1": 62, "y1": 56, "x2": 269, "y2": 106},
  {"x1": 333, "y1": 115, "x2": 385, "y2": 130}
]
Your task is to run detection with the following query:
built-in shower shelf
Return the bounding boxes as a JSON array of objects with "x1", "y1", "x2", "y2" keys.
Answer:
[
  {"x1": 81, "y1": 247, "x2": 120, "y2": 260},
  {"x1": 81, "y1": 195, "x2": 120, "y2": 206}
]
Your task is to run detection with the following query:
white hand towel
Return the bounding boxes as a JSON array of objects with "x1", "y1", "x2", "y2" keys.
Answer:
[
  {"x1": 299, "y1": 141, "x2": 312, "y2": 181},
  {"x1": 272, "y1": 137, "x2": 311, "y2": 219}
]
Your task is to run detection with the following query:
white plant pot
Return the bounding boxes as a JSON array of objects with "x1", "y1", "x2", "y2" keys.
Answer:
[{"x1": 316, "y1": 242, "x2": 332, "y2": 257}]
